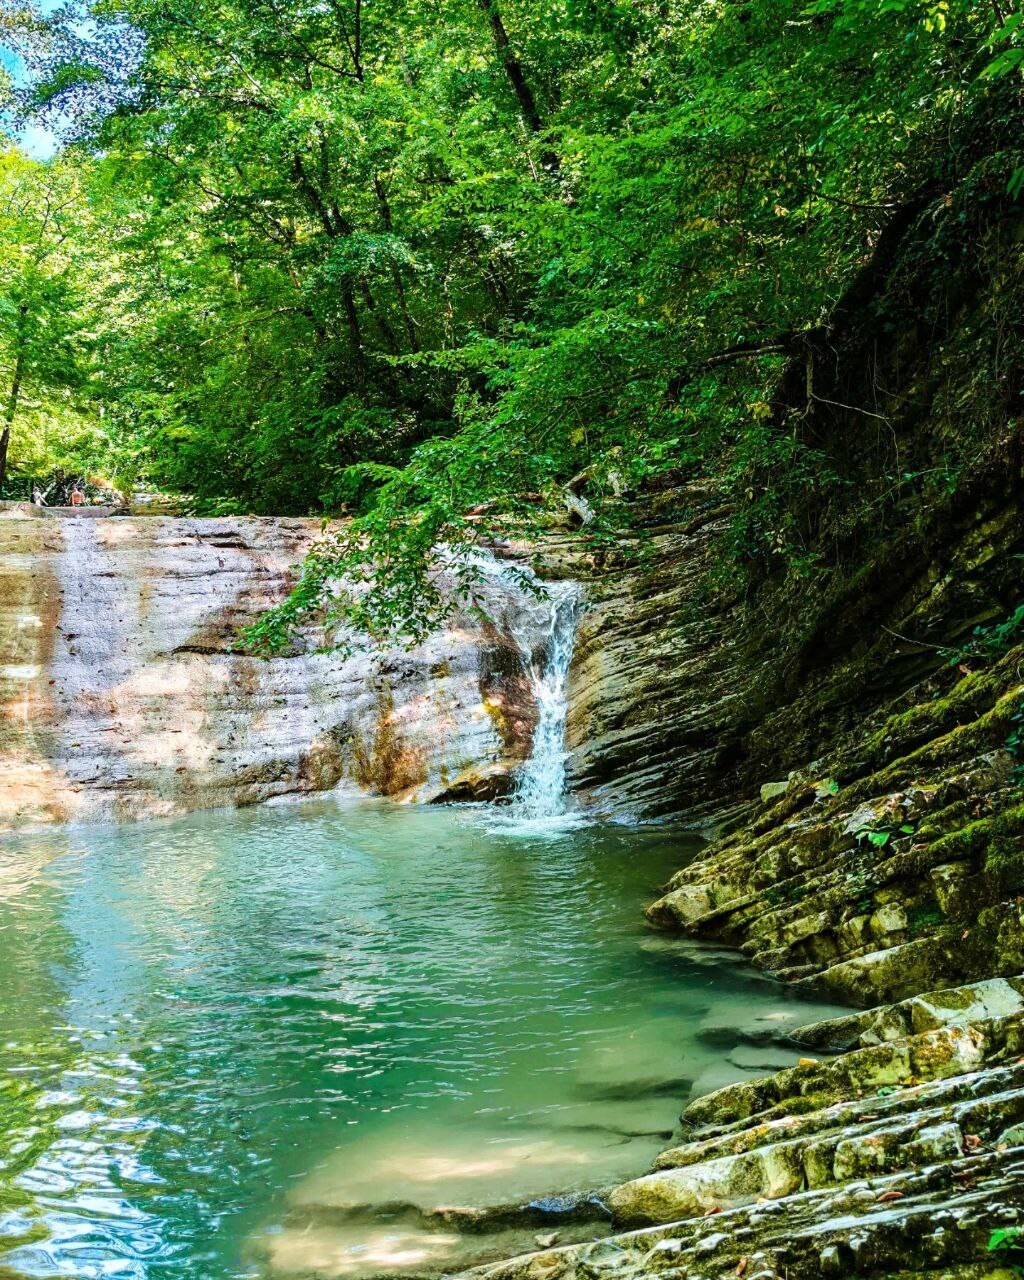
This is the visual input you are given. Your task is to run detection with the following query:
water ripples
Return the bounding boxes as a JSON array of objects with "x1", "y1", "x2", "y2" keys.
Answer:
[{"x1": 0, "y1": 799, "x2": 838, "y2": 1279}]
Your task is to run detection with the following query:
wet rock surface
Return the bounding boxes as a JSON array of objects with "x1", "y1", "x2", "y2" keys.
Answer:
[
  {"x1": 0, "y1": 511, "x2": 544, "y2": 827},
  {"x1": 559, "y1": 484, "x2": 1024, "y2": 828},
  {"x1": 452, "y1": 987, "x2": 1024, "y2": 1280},
  {"x1": 645, "y1": 646, "x2": 1024, "y2": 1006},
  {"x1": 450, "y1": 634, "x2": 1024, "y2": 1280},
  {"x1": 249, "y1": 1123, "x2": 653, "y2": 1278}
]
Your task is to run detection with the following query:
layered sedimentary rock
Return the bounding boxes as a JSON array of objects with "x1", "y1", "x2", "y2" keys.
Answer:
[
  {"x1": 463, "y1": 992, "x2": 1024, "y2": 1280},
  {"x1": 558, "y1": 492, "x2": 741, "y2": 824},
  {"x1": 0, "y1": 489, "x2": 772, "y2": 832},
  {"x1": 0, "y1": 508, "x2": 542, "y2": 828},
  {"x1": 450, "y1": 638, "x2": 1024, "y2": 1280},
  {"x1": 646, "y1": 654, "x2": 1024, "y2": 1007},
  {"x1": 552, "y1": 478, "x2": 1024, "y2": 828}
]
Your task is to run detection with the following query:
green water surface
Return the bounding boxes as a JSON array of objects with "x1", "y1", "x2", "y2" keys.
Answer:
[{"x1": 0, "y1": 799, "x2": 838, "y2": 1279}]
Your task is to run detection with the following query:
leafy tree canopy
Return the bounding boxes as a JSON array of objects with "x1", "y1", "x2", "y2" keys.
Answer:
[{"x1": 1, "y1": 0, "x2": 1021, "y2": 640}]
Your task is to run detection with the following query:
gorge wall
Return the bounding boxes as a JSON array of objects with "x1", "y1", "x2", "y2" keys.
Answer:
[
  {"x1": 558, "y1": 118, "x2": 1024, "y2": 829},
  {"x1": 556, "y1": 474, "x2": 1022, "y2": 826},
  {"x1": 442, "y1": 106, "x2": 1024, "y2": 1280},
  {"x1": 0, "y1": 508, "x2": 545, "y2": 829},
  {"x1": 4, "y1": 471, "x2": 1019, "y2": 834},
  {"x1": 0, "y1": 488, "x2": 776, "y2": 834}
]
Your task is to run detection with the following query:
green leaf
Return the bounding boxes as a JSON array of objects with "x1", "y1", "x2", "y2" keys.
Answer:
[
  {"x1": 981, "y1": 46, "x2": 1024, "y2": 78},
  {"x1": 989, "y1": 1226, "x2": 1024, "y2": 1252}
]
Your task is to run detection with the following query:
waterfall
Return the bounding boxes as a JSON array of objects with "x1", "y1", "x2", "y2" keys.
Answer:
[
  {"x1": 2, "y1": 506, "x2": 586, "y2": 827},
  {"x1": 505, "y1": 579, "x2": 581, "y2": 821},
  {"x1": 4, "y1": 512, "x2": 557, "y2": 826},
  {"x1": 459, "y1": 550, "x2": 583, "y2": 830}
]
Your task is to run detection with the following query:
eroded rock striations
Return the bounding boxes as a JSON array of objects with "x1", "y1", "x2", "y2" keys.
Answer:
[
  {"x1": 455, "y1": 643, "x2": 1024, "y2": 1280},
  {"x1": 561, "y1": 493, "x2": 744, "y2": 824},
  {"x1": 0, "y1": 508, "x2": 543, "y2": 827},
  {"x1": 448, "y1": 125, "x2": 1024, "y2": 1280}
]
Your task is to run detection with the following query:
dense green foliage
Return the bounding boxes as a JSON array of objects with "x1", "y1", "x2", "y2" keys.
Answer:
[
  {"x1": 2, "y1": 0, "x2": 1022, "y2": 638},
  {"x1": 0, "y1": 147, "x2": 110, "y2": 492}
]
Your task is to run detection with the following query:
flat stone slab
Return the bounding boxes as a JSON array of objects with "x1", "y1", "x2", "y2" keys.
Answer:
[{"x1": 39, "y1": 505, "x2": 129, "y2": 517}]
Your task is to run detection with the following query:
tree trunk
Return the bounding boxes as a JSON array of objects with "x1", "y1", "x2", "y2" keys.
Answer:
[
  {"x1": 1, "y1": 325, "x2": 26, "y2": 493},
  {"x1": 0, "y1": 425, "x2": 10, "y2": 493},
  {"x1": 476, "y1": 0, "x2": 558, "y2": 171},
  {"x1": 359, "y1": 280, "x2": 400, "y2": 356},
  {"x1": 373, "y1": 176, "x2": 419, "y2": 352}
]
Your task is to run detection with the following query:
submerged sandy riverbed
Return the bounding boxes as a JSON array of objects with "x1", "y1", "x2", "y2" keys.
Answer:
[{"x1": 0, "y1": 797, "x2": 842, "y2": 1279}]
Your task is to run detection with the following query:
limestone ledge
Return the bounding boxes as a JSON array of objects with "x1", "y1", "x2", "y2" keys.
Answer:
[
  {"x1": 456, "y1": 981, "x2": 1024, "y2": 1280},
  {"x1": 645, "y1": 646, "x2": 1024, "y2": 1006},
  {"x1": 0, "y1": 512, "x2": 541, "y2": 828}
]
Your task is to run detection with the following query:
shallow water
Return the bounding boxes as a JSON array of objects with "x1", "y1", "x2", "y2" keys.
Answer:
[{"x1": 0, "y1": 799, "x2": 840, "y2": 1279}]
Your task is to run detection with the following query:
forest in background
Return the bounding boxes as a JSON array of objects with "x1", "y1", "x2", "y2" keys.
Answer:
[{"x1": 1, "y1": 0, "x2": 1022, "y2": 641}]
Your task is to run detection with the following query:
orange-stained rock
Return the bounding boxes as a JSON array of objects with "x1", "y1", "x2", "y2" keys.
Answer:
[{"x1": 0, "y1": 511, "x2": 548, "y2": 828}]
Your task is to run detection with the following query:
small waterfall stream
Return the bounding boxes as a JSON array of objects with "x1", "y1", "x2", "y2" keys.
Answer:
[
  {"x1": 460, "y1": 550, "x2": 583, "y2": 830},
  {"x1": 505, "y1": 580, "x2": 581, "y2": 821}
]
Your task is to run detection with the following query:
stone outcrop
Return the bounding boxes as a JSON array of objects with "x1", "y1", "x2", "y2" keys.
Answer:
[
  {"x1": 6, "y1": 482, "x2": 1017, "y2": 834},
  {"x1": 645, "y1": 647, "x2": 1024, "y2": 1006},
  {"x1": 0, "y1": 508, "x2": 545, "y2": 828},
  {"x1": 456, "y1": 982, "x2": 1024, "y2": 1280},
  {"x1": 551, "y1": 478, "x2": 1023, "y2": 827},
  {"x1": 560, "y1": 493, "x2": 745, "y2": 824},
  {"x1": 448, "y1": 633, "x2": 1024, "y2": 1280}
]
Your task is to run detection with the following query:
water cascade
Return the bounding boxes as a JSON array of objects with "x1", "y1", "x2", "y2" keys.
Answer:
[
  {"x1": 506, "y1": 580, "x2": 581, "y2": 820},
  {"x1": 460, "y1": 550, "x2": 583, "y2": 828}
]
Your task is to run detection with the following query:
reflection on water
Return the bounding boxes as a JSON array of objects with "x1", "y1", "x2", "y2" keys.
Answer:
[{"x1": 0, "y1": 800, "x2": 842, "y2": 1279}]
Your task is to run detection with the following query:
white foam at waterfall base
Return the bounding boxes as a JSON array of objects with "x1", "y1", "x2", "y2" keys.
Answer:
[
  {"x1": 458, "y1": 550, "x2": 585, "y2": 837},
  {"x1": 500, "y1": 579, "x2": 583, "y2": 835}
]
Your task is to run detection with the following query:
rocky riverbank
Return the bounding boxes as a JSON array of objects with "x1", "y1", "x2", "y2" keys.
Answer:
[
  {"x1": 444, "y1": 157, "x2": 1024, "y2": 1277},
  {"x1": 4, "y1": 495, "x2": 1022, "y2": 1277},
  {"x1": 452, "y1": 630, "x2": 1024, "y2": 1280}
]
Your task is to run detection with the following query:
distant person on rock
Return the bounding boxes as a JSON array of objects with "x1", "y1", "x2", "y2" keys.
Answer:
[{"x1": 70, "y1": 484, "x2": 85, "y2": 507}]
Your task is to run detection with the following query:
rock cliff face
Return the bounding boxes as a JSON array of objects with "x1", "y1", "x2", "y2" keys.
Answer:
[
  {"x1": 0, "y1": 508, "x2": 544, "y2": 828},
  {"x1": 561, "y1": 495, "x2": 741, "y2": 824},
  {"x1": 0, "y1": 492, "x2": 782, "y2": 833},
  {"x1": 449, "y1": 633, "x2": 1024, "y2": 1280},
  {"x1": 550, "y1": 477, "x2": 1023, "y2": 829}
]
